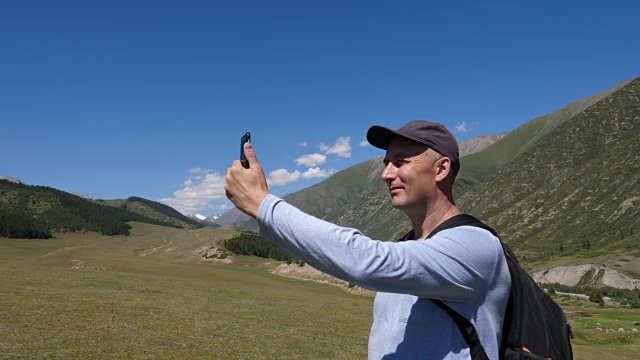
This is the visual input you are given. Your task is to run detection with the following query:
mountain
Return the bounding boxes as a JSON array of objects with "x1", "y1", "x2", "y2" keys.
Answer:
[
  {"x1": 458, "y1": 77, "x2": 636, "y2": 184},
  {"x1": 72, "y1": 192, "x2": 93, "y2": 200},
  {"x1": 458, "y1": 132, "x2": 509, "y2": 157},
  {"x1": 0, "y1": 180, "x2": 203, "y2": 238},
  {"x1": 216, "y1": 207, "x2": 252, "y2": 226},
  {"x1": 533, "y1": 265, "x2": 640, "y2": 290},
  {"x1": 96, "y1": 197, "x2": 204, "y2": 230},
  {"x1": 186, "y1": 213, "x2": 222, "y2": 228},
  {"x1": 223, "y1": 77, "x2": 640, "y2": 268},
  {"x1": 457, "y1": 77, "x2": 640, "y2": 260},
  {"x1": 0, "y1": 176, "x2": 23, "y2": 184},
  {"x1": 203, "y1": 213, "x2": 223, "y2": 222}
]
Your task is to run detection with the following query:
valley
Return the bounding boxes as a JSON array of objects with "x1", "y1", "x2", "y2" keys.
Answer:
[{"x1": 1, "y1": 223, "x2": 639, "y2": 358}]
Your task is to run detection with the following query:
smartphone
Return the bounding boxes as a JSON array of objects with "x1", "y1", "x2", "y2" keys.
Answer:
[{"x1": 240, "y1": 132, "x2": 251, "y2": 168}]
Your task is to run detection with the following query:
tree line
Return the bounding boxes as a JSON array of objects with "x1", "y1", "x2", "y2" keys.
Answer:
[
  {"x1": 127, "y1": 197, "x2": 203, "y2": 229},
  {"x1": 544, "y1": 282, "x2": 640, "y2": 308},
  {"x1": 223, "y1": 232, "x2": 303, "y2": 265},
  {"x1": 0, "y1": 180, "x2": 188, "y2": 238},
  {"x1": 0, "y1": 207, "x2": 52, "y2": 238}
]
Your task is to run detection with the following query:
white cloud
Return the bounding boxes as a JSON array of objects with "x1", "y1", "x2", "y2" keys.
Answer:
[
  {"x1": 162, "y1": 135, "x2": 353, "y2": 214},
  {"x1": 295, "y1": 153, "x2": 327, "y2": 167},
  {"x1": 160, "y1": 169, "x2": 227, "y2": 214},
  {"x1": 301, "y1": 167, "x2": 336, "y2": 179},
  {"x1": 324, "y1": 136, "x2": 351, "y2": 158},
  {"x1": 188, "y1": 167, "x2": 213, "y2": 180},
  {"x1": 268, "y1": 168, "x2": 302, "y2": 186},
  {"x1": 299, "y1": 141, "x2": 308, "y2": 148},
  {"x1": 454, "y1": 122, "x2": 472, "y2": 133},
  {"x1": 267, "y1": 167, "x2": 336, "y2": 186},
  {"x1": 359, "y1": 139, "x2": 370, "y2": 147},
  {"x1": 263, "y1": 136, "x2": 352, "y2": 188}
]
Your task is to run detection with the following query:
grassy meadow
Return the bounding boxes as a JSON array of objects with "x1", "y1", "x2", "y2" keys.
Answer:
[
  {"x1": 557, "y1": 298, "x2": 640, "y2": 359},
  {"x1": 1, "y1": 223, "x2": 372, "y2": 359},
  {"x1": 1, "y1": 222, "x2": 639, "y2": 359}
]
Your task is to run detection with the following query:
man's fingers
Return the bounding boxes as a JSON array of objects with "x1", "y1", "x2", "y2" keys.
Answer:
[
  {"x1": 244, "y1": 141, "x2": 258, "y2": 163},
  {"x1": 224, "y1": 147, "x2": 268, "y2": 218}
]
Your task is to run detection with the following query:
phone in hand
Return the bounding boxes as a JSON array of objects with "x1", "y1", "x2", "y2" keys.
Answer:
[{"x1": 240, "y1": 132, "x2": 251, "y2": 168}]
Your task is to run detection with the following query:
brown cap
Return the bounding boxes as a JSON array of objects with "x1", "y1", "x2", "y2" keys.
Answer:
[{"x1": 367, "y1": 120, "x2": 460, "y2": 175}]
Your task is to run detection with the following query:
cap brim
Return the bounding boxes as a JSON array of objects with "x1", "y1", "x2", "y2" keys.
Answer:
[{"x1": 366, "y1": 125, "x2": 398, "y2": 150}]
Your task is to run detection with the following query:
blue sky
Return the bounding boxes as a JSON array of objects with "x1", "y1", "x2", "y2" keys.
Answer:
[{"x1": 2, "y1": 1, "x2": 638, "y2": 216}]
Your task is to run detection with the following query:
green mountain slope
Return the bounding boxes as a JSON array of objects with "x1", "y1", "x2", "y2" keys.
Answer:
[
  {"x1": 97, "y1": 197, "x2": 203, "y2": 230},
  {"x1": 0, "y1": 180, "x2": 203, "y2": 238},
  {"x1": 459, "y1": 77, "x2": 635, "y2": 184},
  {"x1": 457, "y1": 77, "x2": 640, "y2": 260}
]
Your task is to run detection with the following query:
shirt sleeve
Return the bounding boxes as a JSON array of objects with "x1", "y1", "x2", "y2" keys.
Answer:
[{"x1": 257, "y1": 194, "x2": 504, "y2": 301}]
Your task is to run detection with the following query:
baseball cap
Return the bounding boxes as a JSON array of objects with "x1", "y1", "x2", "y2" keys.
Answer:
[{"x1": 366, "y1": 120, "x2": 460, "y2": 175}]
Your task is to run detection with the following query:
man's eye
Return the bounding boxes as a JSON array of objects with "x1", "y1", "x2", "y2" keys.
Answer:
[{"x1": 384, "y1": 159, "x2": 407, "y2": 167}]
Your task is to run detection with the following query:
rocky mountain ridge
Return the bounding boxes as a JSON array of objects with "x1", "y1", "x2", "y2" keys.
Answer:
[
  {"x1": 186, "y1": 213, "x2": 222, "y2": 228},
  {"x1": 458, "y1": 132, "x2": 509, "y2": 157},
  {"x1": 0, "y1": 176, "x2": 23, "y2": 184},
  {"x1": 533, "y1": 264, "x2": 640, "y2": 290}
]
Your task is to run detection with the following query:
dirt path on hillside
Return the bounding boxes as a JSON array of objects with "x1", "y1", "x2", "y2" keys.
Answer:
[
  {"x1": 271, "y1": 263, "x2": 375, "y2": 297},
  {"x1": 138, "y1": 233, "x2": 173, "y2": 257}
]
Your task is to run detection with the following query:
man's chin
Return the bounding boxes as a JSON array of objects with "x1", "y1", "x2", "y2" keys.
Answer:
[{"x1": 390, "y1": 197, "x2": 406, "y2": 209}]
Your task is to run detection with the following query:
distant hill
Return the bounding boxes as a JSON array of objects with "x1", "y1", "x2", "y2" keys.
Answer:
[
  {"x1": 215, "y1": 207, "x2": 251, "y2": 226},
  {"x1": 533, "y1": 264, "x2": 640, "y2": 290},
  {"x1": 223, "y1": 77, "x2": 640, "y2": 267},
  {"x1": 458, "y1": 77, "x2": 636, "y2": 184},
  {"x1": 0, "y1": 180, "x2": 203, "y2": 238},
  {"x1": 458, "y1": 132, "x2": 509, "y2": 157},
  {"x1": 97, "y1": 197, "x2": 204, "y2": 230},
  {"x1": 0, "y1": 176, "x2": 23, "y2": 184},
  {"x1": 185, "y1": 213, "x2": 222, "y2": 228}
]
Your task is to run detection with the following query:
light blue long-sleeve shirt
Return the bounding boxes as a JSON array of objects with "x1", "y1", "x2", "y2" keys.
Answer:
[{"x1": 257, "y1": 194, "x2": 511, "y2": 359}]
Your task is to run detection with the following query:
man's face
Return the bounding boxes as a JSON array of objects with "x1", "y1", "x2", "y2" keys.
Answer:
[{"x1": 381, "y1": 136, "x2": 439, "y2": 212}]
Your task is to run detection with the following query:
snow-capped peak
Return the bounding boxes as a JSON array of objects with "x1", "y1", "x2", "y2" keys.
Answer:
[{"x1": 194, "y1": 213, "x2": 207, "y2": 220}]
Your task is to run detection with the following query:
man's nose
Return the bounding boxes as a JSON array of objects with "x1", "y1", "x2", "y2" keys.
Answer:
[{"x1": 381, "y1": 163, "x2": 395, "y2": 182}]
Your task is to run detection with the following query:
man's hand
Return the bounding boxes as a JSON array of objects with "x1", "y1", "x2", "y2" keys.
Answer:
[{"x1": 225, "y1": 141, "x2": 269, "y2": 218}]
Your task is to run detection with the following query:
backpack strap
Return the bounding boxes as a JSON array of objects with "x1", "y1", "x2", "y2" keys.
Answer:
[
  {"x1": 397, "y1": 214, "x2": 498, "y2": 242},
  {"x1": 426, "y1": 213, "x2": 498, "y2": 239},
  {"x1": 426, "y1": 214, "x2": 497, "y2": 360},
  {"x1": 432, "y1": 300, "x2": 490, "y2": 360}
]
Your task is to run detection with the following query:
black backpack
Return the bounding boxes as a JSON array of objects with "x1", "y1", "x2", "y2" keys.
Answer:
[{"x1": 406, "y1": 214, "x2": 574, "y2": 360}]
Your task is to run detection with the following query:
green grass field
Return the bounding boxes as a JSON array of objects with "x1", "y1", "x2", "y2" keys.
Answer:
[
  {"x1": 0, "y1": 223, "x2": 372, "y2": 359},
  {"x1": 560, "y1": 301, "x2": 640, "y2": 359},
  {"x1": 1, "y1": 222, "x2": 638, "y2": 359}
]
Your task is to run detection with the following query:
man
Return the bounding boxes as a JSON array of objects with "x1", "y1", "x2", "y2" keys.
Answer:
[{"x1": 225, "y1": 120, "x2": 510, "y2": 359}]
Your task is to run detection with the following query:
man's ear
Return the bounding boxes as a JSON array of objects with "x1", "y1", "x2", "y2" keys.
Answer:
[{"x1": 434, "y1": 157, "x2": 452, "y2": 183}]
